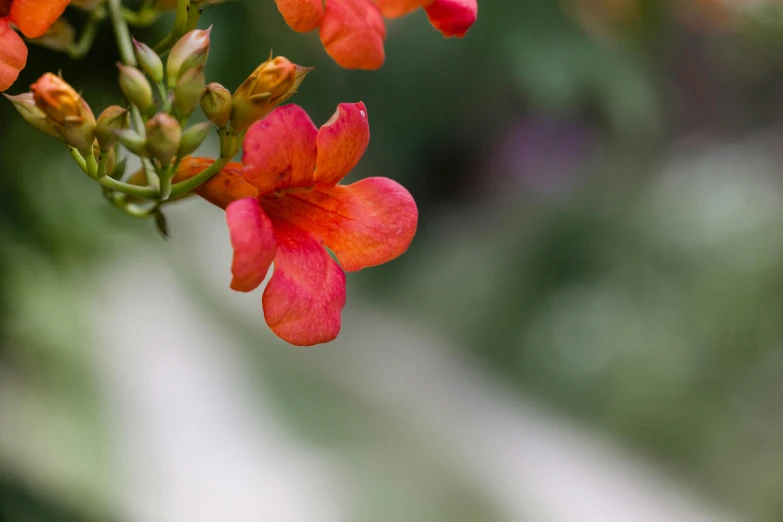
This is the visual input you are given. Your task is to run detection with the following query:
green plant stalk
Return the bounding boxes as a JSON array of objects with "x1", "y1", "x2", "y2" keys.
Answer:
[
  {"x1": 169, "y1": 155, "x2": 229, "y2": 197},
  {"x1": 68, "y1": 7, "x2": 106, "y2": 59},
  {"x1": 69, "y1": 147, "x2": 88, "y2": 174},
  {"x1": 107, "y1": 0, "x2": 160, "y2": 193}
]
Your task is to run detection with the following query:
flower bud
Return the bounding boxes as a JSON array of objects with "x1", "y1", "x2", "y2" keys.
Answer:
[
  {"x1": 174, "y1": 66, "x2": 205, "y2": 119},
  {"x1": 30, "y1": 19, "x2": 76, "y2": 52},
  {"x1": 115, "y1": 129, "x2": 150, "y2": 157},
  {"x1": 95, "y1": 105, "x2": 129, "y2": 150},
  {"x1": 230, "y1": 56, "x2": 311, "y2": 131},
  {"x1": 133, "y1": 38, "x2": 164, "y2": 84},
  {"x1": 4, "y1": 92, "x2": 61, "y2": 138},
  {"x1": 31, "y1": 73, "x2": 96, "y2": 151},
  {"x1": 200, "y1": 82, "x2": 232, "y2": 128},
  {"x1": 145, "y1": 113, "x2": 182, "y2": 165},
  {"x1": 166, "y1": 27, "x2": 211, "y2": 89},
  {"x1": 118, "y1": 63, "x2": 154, "y2": 113},
  {"x1": 178, "y1": 121, "x2": 211, "y2": 158}
]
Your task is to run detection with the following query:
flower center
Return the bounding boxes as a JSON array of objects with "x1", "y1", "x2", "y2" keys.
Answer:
[{"x1": 0, "y1": 0, "x2": 12, "y2": 17}]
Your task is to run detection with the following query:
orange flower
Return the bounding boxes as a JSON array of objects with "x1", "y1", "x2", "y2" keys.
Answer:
[
  {"x1": 0, "y1": 0, "x2": 70, "y2": 91},
  {"x1": 273, "y1": 0, "x2": 478, "y2": 70},
  {"x1": 174, "y1": 102, "x2": 418, "y2": 345}
]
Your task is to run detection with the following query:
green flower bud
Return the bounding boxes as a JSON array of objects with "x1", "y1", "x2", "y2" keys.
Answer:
[
  {"x1": 4, "y1": 92, "x2": 61, "y2": 139},
  {"x1": 133, "y1": 38, "x2": 164, "y2": 84},
  {"x1": 178, "y1": 121, "x2": 211, "y2": 158},
  {"x1": 115, "y1": 129, "x2": 150, "y2": 157},
  {"x1": 166, "y1": 27, "x2": 211, "y2": 89},
  {"x1": 118, "y1": 63, "x2": 154, "y2": 113},
  {"x1": 200, "y1": 82, "x2": 232, "y2": 128},
  {"x1": 174, "y1": 66, "x2": 205, "y2": 119},
  {"x1": 145, "y1": 113, "x2": 182, "y2": 166},
  {"x1": 95, "y1": 105, "x2": 129, "y2": 150}
]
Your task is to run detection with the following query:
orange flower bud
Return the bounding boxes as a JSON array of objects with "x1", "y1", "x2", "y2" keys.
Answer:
[
  {"x1": 229, "y1": 56, "x2": 312, "y2": 131},
  {"x1": 200, "y1": 82, "x2": 232, "y2": 128},
  {"x1": 30, "y1": 73, "x2": 96, "y2": 151},
  {"x1": 166, "y1": 27, "x2": 211, "y2": 89},
  {"x1": 145, "y1": 113, "x2": 182, "y2": 166}
]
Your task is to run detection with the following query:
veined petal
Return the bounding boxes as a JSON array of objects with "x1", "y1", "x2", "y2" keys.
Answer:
[
  {"x1": 314, "y1": 102, "x2": 370, "y2": 186},
  {"x1": 320, "y1": 0, "x2": 386, "y2": 70},
  {"x1": 0, "y1": 19, "x2": 27, "y2": 92},
  {"x1": 242, "y1": 104, "x2": 318, "y2": 195},
  {"x1": 425, "y1": 0, "x2": 477, "y2": 37},
  {"x1": 227, "y1": 198, "x2": 277, "y2": 292},
  {"x1": 10, "y1": 0, "x2": 70, "y2": 38},
  {"x1": 375, "y1": 0, "x2": 431, "y2": 18},
  {"x1": 263, "y1": 221, "x2": 346, "y2": 346},
  {"x1": 273, "y1": 0, "x2": 324, "y2": 32},
  {"x1": 262, "y1": 177, "x2": 417, "y2": 272},
  {"x1": 174, "y1": 157, "x2": 258, "y2": 210}
]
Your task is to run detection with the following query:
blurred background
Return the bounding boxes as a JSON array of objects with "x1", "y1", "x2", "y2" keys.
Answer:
[{"x1": 2, "y1": 0, "x2": 783, "y2": 520}]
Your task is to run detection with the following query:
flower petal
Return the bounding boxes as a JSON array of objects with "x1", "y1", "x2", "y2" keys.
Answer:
[
  {"x1": 375, "y1": 0, "x2": 431, "y2": 18},
  {"x1": 0, "y1": 20, "x2": 26, "y2": 92},
  {"x1": 273, "y1": 0, "x2": 324, "y2": 32},
  {"x1": 226, "y1": 198, "x2": 277, "y2": 293},
  {"x1": 242, "y1": 104, "x2": 318, "y2": 195},
  {"x1": 263, "y1": 221, "x2": 346, "y2": 346},
  {"x1": 10, "y1": 0, "x2": 69, "y2": 38},
  {"x1": 262, "y1": 177, "x2": 418, "y2": 272},
  {"x1": 320, "y1": 0, "x2": 386, "y2": 70},
  {"x1": 425, "y1": 0, "x2": 477, "y2": 37},
  {"x1": 174, "y1": 157, "x2": 258, "y2": 210},
  {"x1": 314, "y1": 102, "x2": 370, "y2": 186}
]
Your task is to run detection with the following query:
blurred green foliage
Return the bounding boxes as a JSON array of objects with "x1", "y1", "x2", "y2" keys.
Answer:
[{"x1": 4, "y1": 0, "x2": 783, "y2": 520}]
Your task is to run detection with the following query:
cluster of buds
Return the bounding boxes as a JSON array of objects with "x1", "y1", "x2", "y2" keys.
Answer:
[{"x1": 4, "y1": 26, "x2": 310, "y2": 227}]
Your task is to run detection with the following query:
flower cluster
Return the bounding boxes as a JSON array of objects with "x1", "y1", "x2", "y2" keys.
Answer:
[{"x1": 2, "y1": 0, "x2": 476, "y2": 345}]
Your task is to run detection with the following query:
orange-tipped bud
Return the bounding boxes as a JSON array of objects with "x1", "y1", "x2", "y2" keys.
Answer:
[
  {"x1": 4, "y1": 92, "x2": 61, "y2": 138},
  {"x1": 30, "y1": 73, "x2": 96, "y2": 151},
  {"x1": 133, "y1": 38, "x2": 164, "y2": 84},
  {"x1": 145, "y1": 113, "x2": 182, "y2": 165},
  {"x1": 118, "y1": 63, "x2": 154, "y2": 113},
  {"x1": 166, "y1": 27, "x2": 211, "y2": 89},
  {"x1": 229, "y1": 55, "x2": 311, "y2": 131},
  {"x1": 95, "y1": 105, "x2": 129, "y2": 150},
  {"x1": 200, "y1": 82, "x2": 232, "y2": 128},
  {"x1": 174, "y1": 66, "x2": 205, "y2": 119}
]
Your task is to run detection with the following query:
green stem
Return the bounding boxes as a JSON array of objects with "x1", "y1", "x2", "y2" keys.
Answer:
[
  {"x1": 99, "y1": 176, "x2": 159, "y2": 199},
  {"x1": 67, "y1": 7, "x2": 105, "y2": 59},
  {"x1": 108, "y1": 0, "x2": 161, "y2": 193},
  {"x1": 69, "y1": 147, "x2": 88, "y2": 174},
  {"x1": 122, "y1": 6, "x2": 161, "y2": 27},
  {"x1": 107, "y1": 0, "x2": 136, "y2": 66},
  {"x1": 169, "y1": 156, "x2": 229, "y2": 197},
  {"x1": 96, "y1": 151, "x2": 110, "y2": 178}
]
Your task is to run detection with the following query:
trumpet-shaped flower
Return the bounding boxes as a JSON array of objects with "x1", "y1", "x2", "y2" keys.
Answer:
[
  {"x1": 0, "y1": 0, "x2": 70, "y2": 91},
  {"x1": 273, "y1": 0, "x2": 477, "y2": 70},
  {"x1": 174, "y1": 102, "x2": 417, "y2": 345}
]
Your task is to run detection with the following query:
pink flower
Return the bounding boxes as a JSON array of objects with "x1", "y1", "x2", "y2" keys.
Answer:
[{"x1": 175, "y1": 102, "x2": 418, "y2": 345}]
